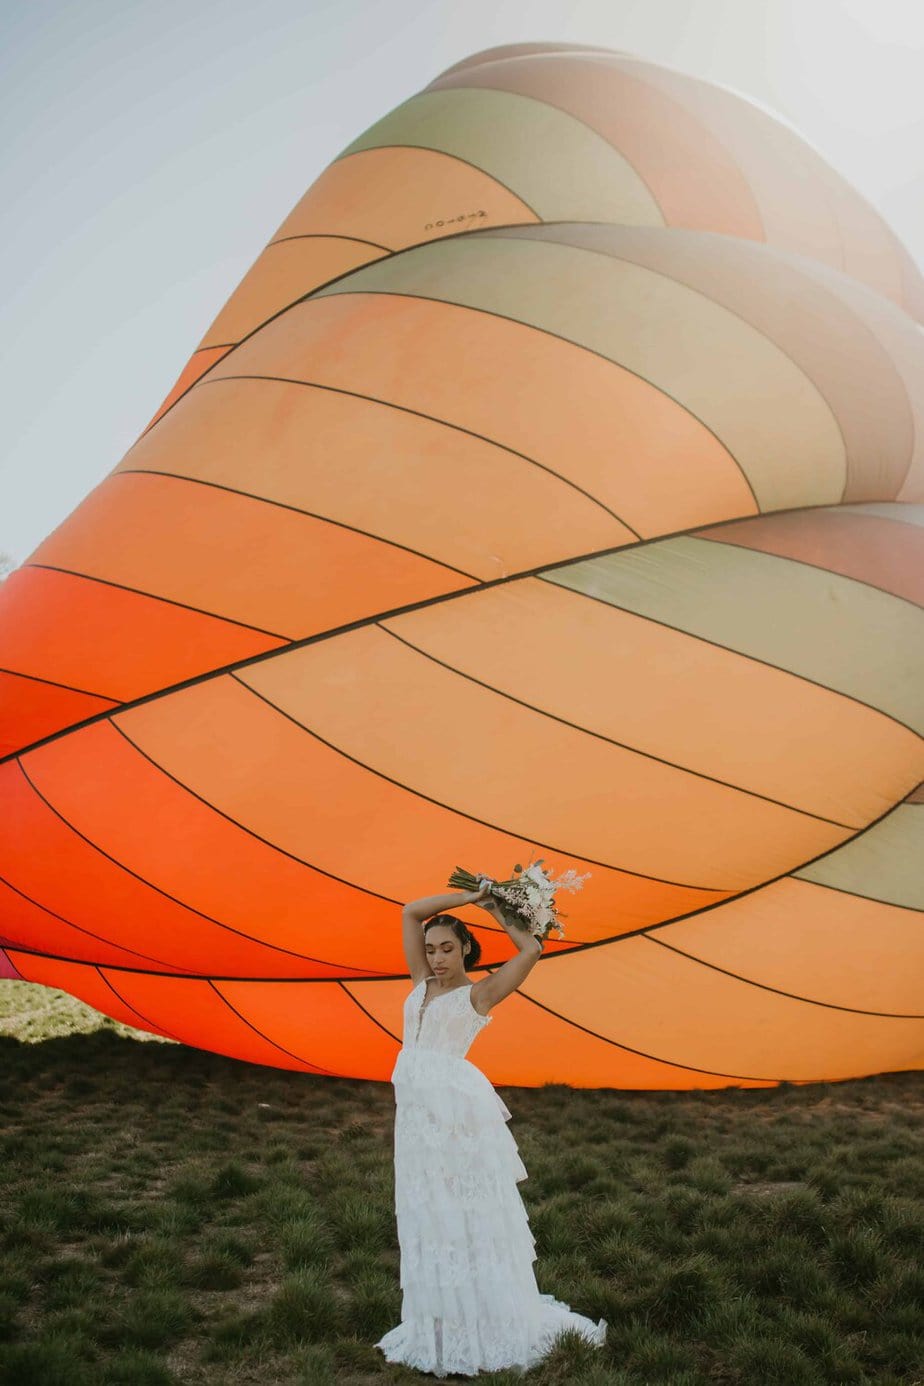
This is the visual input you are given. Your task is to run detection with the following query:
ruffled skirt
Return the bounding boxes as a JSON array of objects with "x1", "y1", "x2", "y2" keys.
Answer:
[{"x1": 375, "y1": 1047, "x2": 607, "y2": 1377}]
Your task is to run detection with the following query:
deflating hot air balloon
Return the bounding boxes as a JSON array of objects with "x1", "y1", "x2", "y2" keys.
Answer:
[{"x1": 1, "y1": 42, "x2": 922, "y2": 1090}]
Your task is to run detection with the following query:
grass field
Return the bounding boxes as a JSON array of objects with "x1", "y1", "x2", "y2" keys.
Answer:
[{"x1": 1, "y1": 977, "x2": 922, "y2": 1385}]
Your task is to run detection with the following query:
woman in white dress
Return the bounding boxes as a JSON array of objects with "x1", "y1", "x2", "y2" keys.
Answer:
[{"x1": 375, "y1": 881, "x2": 608, "y2": 1377}]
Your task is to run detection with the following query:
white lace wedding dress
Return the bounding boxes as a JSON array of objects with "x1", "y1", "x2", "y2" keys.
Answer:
[{"x1": 374, "y1": 975, "x2": 608, "y2": 1377}]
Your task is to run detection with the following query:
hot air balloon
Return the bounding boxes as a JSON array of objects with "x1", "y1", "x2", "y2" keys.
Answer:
[{"x1": 1, "y1": 43, "x2": 922, "y2": 1090}]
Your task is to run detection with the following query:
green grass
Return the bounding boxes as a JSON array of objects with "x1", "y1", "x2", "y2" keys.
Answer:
[{"x1": 1, "y1": 978, "x2": 922, "y2": 1384}]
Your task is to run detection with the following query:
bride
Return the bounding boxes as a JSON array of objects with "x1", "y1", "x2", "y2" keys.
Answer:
[{"x1": 374, "y1": 880, "x2": 608, "y2": 1377}]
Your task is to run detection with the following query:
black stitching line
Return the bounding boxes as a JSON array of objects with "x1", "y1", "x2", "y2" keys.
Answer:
[
  {"x1": 110, "y1": 467, "x2": 481, "y2": 580},
  {"x1": 543, "y1": 559, "x2": 924, "y2": 742},
  {"x1": 332, "y1": 979, "x2": 404, "y2": 1047},
  {"x1": 12, "y1": 757, "x2": 367, "y2": 969},
  {"x1": 0, "y1": 931, "x2": 507, "y2": 979},
  {"x1": 3, "y1": 498, "x2": 911, "y2": 769},
  {"x1": 95, "y1": 968, "x2": 185, "y2": 1042},
  {"x1": 500, "y1": 218, "x2": 921, "y2": 507},
  {"x1": 375, "y1": 622, "x2": 857, "y2": 829},
  {"x1": 107, "y1": 717, "x2": 408, "y2": 916},
  {"x1": 462, "y1": 966, "x2": 816, "y2": 1084},
  {"x1": 789, "y1": 872, "x2": 922, "y2": 912},
  {"x1": 0, "y1": 665, "x2": 121, "y2": 704},
  {"x1": 267, "y1": 232, "x2": 392, "y2": 252},
  {"x1": 644, "y1": 934, "x2": 924, "y2": 1018},
  {"x1": 4, "y1": 775, "x2": 915, "y2": 988},
  {"x1": 329, "y1": 141, "x2": 542, "y2": 218},
  {"x1": 210, "y1": 979, "x2": 347, "y2": 1074},
  {"x1": 192, "y1": 372, "x2": 634, "y2": 527},
  {"x1": 697, "y1": 528, "x2": 924, "y2": 614},
  {"x1": 228, "y1": 670, "x2": 738, "y2": 891},
  {"x1": 25, "y1": 563, "x2": 289, "y2": 641},
  {"x1": 124, "y1": 216, "x2": 741, "y2": 441},
  {"x1": 299, "y1": 283, "x2": 762, "y2": 511},
  {"x1": 0, "y1": 869, "x2": 201, "y2": 973},
  {"x1": 421, "y1": 74, "x2": 667, "y2": 221}
]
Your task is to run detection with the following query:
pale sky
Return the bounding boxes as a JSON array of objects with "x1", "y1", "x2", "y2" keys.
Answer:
[{"x1": 3, "y1": 0, "x2": 922, "y2": 567}]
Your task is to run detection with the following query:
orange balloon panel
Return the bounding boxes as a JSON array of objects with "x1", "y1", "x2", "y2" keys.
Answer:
[{"x1": 1, "y1": 43, "x2": 922, "y2": 1089}]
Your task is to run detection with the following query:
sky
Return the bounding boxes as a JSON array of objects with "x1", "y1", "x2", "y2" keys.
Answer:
[{"x1": 3, "y1": 0, "x2": 923, "y2": 568}]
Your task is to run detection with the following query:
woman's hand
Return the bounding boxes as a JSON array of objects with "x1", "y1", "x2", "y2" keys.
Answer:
[
  {"x1": 469, "y1": 878, "x2": 502, "y2": 915},
  {"x1": 465, "y1": 879, "x2": 490, "y2": 904}
]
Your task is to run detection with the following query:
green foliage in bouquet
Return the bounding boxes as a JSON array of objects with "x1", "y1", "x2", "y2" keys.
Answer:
[{"x1": 447, "y1": 858, "x2": 590, "y2": 942}]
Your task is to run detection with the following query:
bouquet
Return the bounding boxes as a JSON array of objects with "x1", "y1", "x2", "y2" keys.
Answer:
[{"x1": 447, "y1": 857, "x2": 590, "y2": 943}]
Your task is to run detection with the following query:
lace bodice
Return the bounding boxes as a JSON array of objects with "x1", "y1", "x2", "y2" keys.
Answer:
[{"x1": 401, "y1": 977, "x2": 492, "y2": 1058}]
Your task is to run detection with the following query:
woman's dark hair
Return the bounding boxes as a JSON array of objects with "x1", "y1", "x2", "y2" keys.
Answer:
[{"x1": 423, "y1": 914, "x2": 482, "y2": 971}]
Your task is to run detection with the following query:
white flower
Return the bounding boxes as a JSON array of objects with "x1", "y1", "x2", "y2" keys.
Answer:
[{"x1": 552, "y1": 869, "x2": 591, "y2": 894}]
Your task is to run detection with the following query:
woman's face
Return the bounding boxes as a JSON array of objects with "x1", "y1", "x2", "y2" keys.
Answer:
[{"x1": 425, "y1": 927, "x2": 462, "y2": 979}]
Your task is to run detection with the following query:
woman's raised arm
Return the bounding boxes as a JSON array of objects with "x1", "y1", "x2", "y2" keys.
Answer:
[
  {"x1": 470, "y1": 897, "x2": 542, "y2": 1012},
  {"x1": 402, "y1": 890, "x2": 481, "y2": 922}
]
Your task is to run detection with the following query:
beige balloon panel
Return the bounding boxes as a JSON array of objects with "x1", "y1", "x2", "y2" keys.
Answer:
[{"x1": 1, "y1": 44, "x2": 922, "y2": 1088}]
